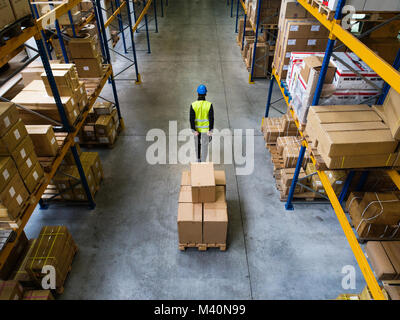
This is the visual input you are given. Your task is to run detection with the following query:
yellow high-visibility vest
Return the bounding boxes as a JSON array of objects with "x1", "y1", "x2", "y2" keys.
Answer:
[{"x1": 192, "y1": 100, "x2": 211, "y2": 133}]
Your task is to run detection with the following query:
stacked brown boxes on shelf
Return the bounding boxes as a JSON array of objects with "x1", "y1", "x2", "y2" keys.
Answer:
[
  {"x1": 261, "y1": 113, "x2": 299, "y2": 147},
  {"x1": 237, "y1": 0, "x2": 281, "y2": 77},
  {"x1": 13, "y1": 63, "x2": 88, "y2": 126},
  {"x1": 0, "y1": 226, "x2": 77, "y2": 299},
  {"x1": 0, "y1": 102, "x2": 45, "y2": 227},
  {"x1": 178, "y1": 163, "x2": 228, "y2": 251},
  {"x1": 365, "y1": 241, "x2": 400, "y2": 281},
  {"x1": 305, "y1": 103, "x2": 400, "y2": 169},
  {"x1": 0, "y1": 0, "x2": 32, "y2": 31},
  {"x1": 273, "y1": 0, "x2": 342, "y2": 80},
  {"x1": 25, "y1": 226, "x2": 77, "y2": 294},
  {"x1": 346, "y1": 192, "x2": 400, "y2": 240},
  {"x1": 69, "y1": 34, "x2": 104, "y2": 78},
  {"x1": 49, "y1": 151, "x2": 103, "y2": 202},
  {"x1": 78, "y1": 101, "x2": 119, "y2": 146}
]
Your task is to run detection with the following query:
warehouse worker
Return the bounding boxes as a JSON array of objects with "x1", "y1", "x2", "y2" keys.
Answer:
[{"x1": 190, "y1": 85, "x2": 214, "y2": 162}]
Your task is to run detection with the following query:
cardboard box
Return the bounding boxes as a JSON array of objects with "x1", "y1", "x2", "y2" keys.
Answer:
[
  {"x1": 181, "y1": 170, "x2": 226, "y2": 188},
  {"x1": 25, "y1": 226, "x2": 77, "y2": 291},
  {"x1": 74, "y1": 58, "x2": 103, "y2": 78},
  {"x1": 93, "y1": 101, "x2": 113, "y2": 116},
  {"x1": 384, "y1": 284, "x2": 400, "y2": 300},
  {"x1": 10, "y1": 135, "x2": 35, "y2": 168},
  {"x1": 26, "y1": 125, "x2": 58, "y2": 157},
  {"x1": 11, "y1": 239, "x2": 37, "y2": 287},
  {"x1": 366, "y1": 241, "x2": 399, "y2": 281},
  {"x1": 0, "y1": 102, "x2": 19, "y2": 137},
  {"x1": 0, "y1": 0, "x2": 15, "y2": 29},
  {"x1": 17, "y1": 151, "x2": 38, "y2": 180},
  {"x1": 203, "y1": 202, "x2": 228, "y2": 245},
  {"x1": 0, "y1": 231, "x2": 28, "y2": 280},
  {"x1": 0, "y1": 157, "x2": 17, "y2": 193},
  {"x1": 359, "y1": 193, "x2": 400, "y2": 225},
  {"x1": 0, "y1": 120, "x2": 28, "y2": 155},
  {"x1": 0, "y1": 280, "x2": 24, "y2": 300},
  {"x1": 23, "y1": 290, "x2": 54, "y2": 300},
  {"x1": 81, "y1": 152, "x2": 103, "y2": 186},
  {"x1": 0, "y1": 173, "x2": 29, "y2": 220},
  {"x1": 9, "y1": 0, "x2": 32, "y2": 20},
  {"x1": 177, "y1": 203, "x2": 203, "y2": 244},
  {"x1": 95, "y1": 115, "x2": 114, "y2": 136},
  {"x1": 97, "y1": 124, "x2": 117, "y2": 145},
  {"x1": 69, "y1": 34, "x2": 99, "y2": 59},
  {"x1": 383, "y1": 88, "x2": 400, "y2": 140},
  {"x1": 190, "y1": 162, "x2": 216, "y2": 203},
  {"x1": 300, "y1": 56, "x2": 336, "y2": 85},
  {"x1": 24, "y1": 161, "x2": 44, "y2": 193}
]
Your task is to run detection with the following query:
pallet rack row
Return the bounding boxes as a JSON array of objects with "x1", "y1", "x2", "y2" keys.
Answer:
[
  {"x1": 260, "y1": 0, "x2": 400, "y2": 300},
  {"x1": 0, "y1": 0, "x2": 149, "y2": 270}
]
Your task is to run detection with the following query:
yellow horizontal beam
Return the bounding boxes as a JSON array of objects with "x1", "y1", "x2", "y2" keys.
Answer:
[
  {"x1": 387, "y1": 170, "x2": 400, "y2": 190},
  {"x1": 296, "y1": 0, "x2": 400, "y2": 95},
  {"x1": 272, "y1": 69, "x2": 386, "y2": 300},
  {"x1": 105, "y1": 1, "x2": 127, "y2": 28},
  {"x1": 36, "y1": 0, "x2": 83, "y2": 31},
  {"x1": 132, "y1": 0, "x2": 153, "y2": 33},
  {"x1": 240, "y1": 0, "x2": 247, "y2": 15}
]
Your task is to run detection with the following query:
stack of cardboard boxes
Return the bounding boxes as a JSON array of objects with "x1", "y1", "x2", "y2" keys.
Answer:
[
  {"x1": 305, "y1": 104, "x2": 400, "y2": 169},
  {"x1": 346, "y1": 192, "x2": 400, "y2": 239},
  {"x1": 68, "y1": 34, "x2": 104, "y2": 78},
  {"x1": 287, "y1": 52, "x2": 382, "y2": 125},
  {"x1": 236, "y1": 0, "x2": 282, "y2": 77},
  {"x1": 261, "y1": 113, "x2": 299, "y2": 146},
  {"x1": 52, "y1": 151, "x2": 103, "y2": 201},
  {"x1": 365, "y1": 241, "x2": 400, "y2": 281},
  {"x1": 0, "y1": 102, "x2": 45, "y2": 226},
  {"x1": 0, "y1": 0, "x2": 32, "y2": 31},
  {"x1": 178, "y1": 163, "x2": 228, "y2": 250},
  {"x1": 273, "y1": 0, "x2": 333, "y2": 80},
  {"x1": 0, "y1": 225, "x2": 77, "y2": 299},
  {"x1": 78, "y1": 101, "x2": 119, "y2": 145},
  {"x1": 14, "y1": 63, "x2": 88, "y2": 127}
]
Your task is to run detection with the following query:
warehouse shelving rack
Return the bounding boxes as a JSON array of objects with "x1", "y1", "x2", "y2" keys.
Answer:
[
  {"x1": 262, "y1": 0, "x2": 400, "y2": 300},
  {"x1": 0, "y1": 0, "x2": 124, "y2": 271},
  {"x1": 234, "y1": 0, "x2": 278, "y2": 83}
]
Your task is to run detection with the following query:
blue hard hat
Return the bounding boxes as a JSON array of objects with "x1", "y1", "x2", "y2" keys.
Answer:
[{"x1": 197, "y1": 85, "x2": 207, "y2": 95}]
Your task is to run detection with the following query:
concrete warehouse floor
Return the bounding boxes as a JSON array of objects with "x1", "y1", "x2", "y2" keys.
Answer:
[{"x1": 25, "y1": 0, "x2": 366, "y2": 299}]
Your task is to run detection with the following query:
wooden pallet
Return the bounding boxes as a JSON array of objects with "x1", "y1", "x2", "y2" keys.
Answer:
[
  {"x1": 179, "y1": 243, "x2": 227, "y2": 251},
  {"x1": 0, "y1": 15, "x2": 35, "y2": 46},
  {"x1": 307, "y1": 0, "x2": 335, "y2": 20}
]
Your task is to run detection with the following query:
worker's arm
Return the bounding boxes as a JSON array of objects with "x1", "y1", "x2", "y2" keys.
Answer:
[
  {"x1": 209, "y1": 105, "x2": 214, "y2": 131},
  {"x1": 190, "y1": 105, "x2": 196, "y2": 131}
]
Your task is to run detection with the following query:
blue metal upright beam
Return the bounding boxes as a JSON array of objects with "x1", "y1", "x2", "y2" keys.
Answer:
[
  {"x1": 356, "y1": 171, "x2": 369, "y2": 192},
  {"x1": 30, "y1": 3, "x2": 52, "y2": 59},
  {"x1": 55, "y1": 20, "x2": 69, "y2": 63},
  {"x1": 126, "y1": 0, "x2": 141, "y2": 83},
  {"x1": 241, "y1": 12, "x2": 247, "y2": 50},
  {"x1": 143, "y1": 0, "x2": 151, "y2": 53},
  {"x1": 249, "y1": 0, "x2": 262, "y2": 83},
  {"x1": 339, "y1": 171, "x2": 355, "y2": 204},
  {"x1": 132, "y1": 0, "x2": 139, "y2": 33},
  {"x1": 92, "y1": 0, "x2": 107, "y2": 60},
  {"x1": 70, "y1": 145, "x2": 96, "y2": 209},
  {"x1": 235, "y1": 0, "x2": 240, "y2": 33},
  {"x1": 285, "y1": 145, "x2": 306, "y2": 211},
  {"x1": 285, "y1": 0, "x2": 347, "y2": 210},
  {"x1": 95, "y1": 0, "x2": 123, "y2": 121},
  {"x1": 154, "y1": 0, "x2": 159, "y2": 33},
  {"x1": 160, "y1": 0, "x2": 164, "y2": 17},
  {"x1": 35, "y1": 37, "x2": 71, "y2": 132},
  {"x1": 115, "y1": 0, "x2": 128, "y2": 53},
  {"x1": 68, "y1": 11, "x2": 77, "y2": 37},
  {"x1": 265, "y1": 76, "x2": 274, "y2": 117},
  {"x1": 231, "y1": 0, "x2": 234, "y2": 18}
]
